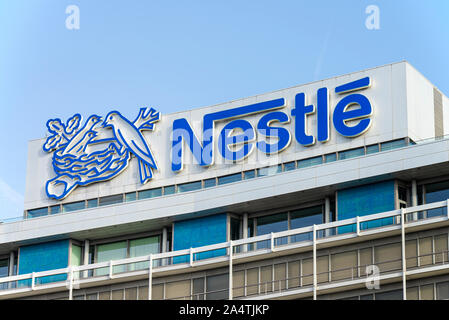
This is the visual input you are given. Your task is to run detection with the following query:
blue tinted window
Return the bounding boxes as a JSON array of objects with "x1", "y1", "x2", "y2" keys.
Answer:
[
  {"x1": 366, "y1": 144, "x2": 379, "y2": 154},
  {"x1": 338, "y1": 147, "x2": 364, "y2": 160},
  {"x1": 218, "y1": 173, "x2": 242, "y2": 185},
  {"x1": 256, "y1": 212, "x2": 288, "y2": 235},
  {"x1": 243, "y1": 170, "x2": 255, "y2": 179},
  {"x1": 284, "y1": 162, "x2": 296, "y2": 171},
  {"x1": 50, "y1": 205, "x2": 61, "y2": 215},
  {"x1": 164, "y1": 185, "x2": 175, "y2": 195},
  {"x1": 27, "y1": 207, "x2": 48, "y2": 218},
  {"x1": 297, "y1": 156, "x2": 323, "y2": 168},
  {"x1": 204, "y1": 178, "x2": 216, "y2": 188},
  {"x1": 125, "y1": 192, "x2": 136, "y2": 202},
  {"x1": 99, "y1": 194, "x2": 123, "y2": 206},
  {"x1": 139, "y1": 188, "x2": 162, "y2": 199},
  {"x1": 87, "y1": 199, "x2": 98, "y2": 208},
  {"x1": 425, "y1": 180, "x2": 449, "y2": 217},
  {"x1": 177, "y1": 181, "x2": 201, "y2": 193},
  {"x1": 257, "y1": 165, "x2": 282, "y2": 177},
  {"x1": 381, "y1": 139, "x2": 407, "y2": 151},
  {"x1": 62, "y1": 201, "x2": 85, "y2": 212},
  {"x1": 290, "y1": 206, "x2": 323, "y2": 229},
  {"x1": 325, "y1": 153, "x2": 337, "y2": 163}
]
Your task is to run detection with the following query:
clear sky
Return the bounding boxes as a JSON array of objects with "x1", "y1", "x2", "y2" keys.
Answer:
[{"x1": 0, "y1": 0, "x2": 448, "y2": 219}]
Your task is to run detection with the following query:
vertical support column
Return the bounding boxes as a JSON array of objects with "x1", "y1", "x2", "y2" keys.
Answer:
[
  {"x1": 229, "y1": 241, "x2": 233, "y2": 300},
  {"x1": 68, "y1": 267, "x2": 73, "y2": 300},
  {"x1": 411, "y1": 180, "x2": 418, "y2": 221},
  {"x1": 243, "y1": 213, "x2": 248, "y2": 253},
  {"x1": 324, "y1": 198, "x2": 331, "y2": 237},
  {"x1": 148, "y1": 254, "x2": 153, "y2": 300},
  {"x1": 8, "y1": 252, "x2": 14, "y2": 276},
  {"x1": 162, "y1": 228, "x2": 167, "y2": 267},
  {"x1": 312, "y1": 224, "x2": 317, "y2": 300},
  {"x1": 401, "y1": 208, "x2": 407, "y2": 300},
  {"x1": 83, "y1": 240, "x2": 89, "y2": 279}
]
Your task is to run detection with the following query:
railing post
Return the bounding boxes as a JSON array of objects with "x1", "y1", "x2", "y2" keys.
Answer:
[
  {"x1": 68, "y1": 267, "x2": 73, "y2": 301},
  {"x1": 270, "y1": 233, "x2": 274, "y2": 252},
  {"x1": 189, "y1": 248, "x2": 193, "y2": 267},
  {"x1": 312, "y1": 224, "x2": 317, "y2": 301},
  {"x1": 148, "y1": 254, "x2": 152, "y2": 300},
  {"x1": 31, "y1": 272, "x2": 35, "y2": 290},
  {"x1": 356, "y1": 216, "x2": 360, "y2": 236},
  {"x1": 109, "y1": 261, "x2": 113, "y2": 279},
  {"x1": 229, "y1": 241, "x2": 233, "y2": 300},
  {"x1": 401, "y1": 208, "x2": 407, "y2": 300},
  {"x1": 446, "y1": 199, "x2": 449, "y2": 219}
]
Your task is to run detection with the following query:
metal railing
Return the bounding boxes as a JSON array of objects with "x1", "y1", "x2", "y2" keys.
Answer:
[{"x1": 0, "y1": 199, "x2": 448, "y2": 299}]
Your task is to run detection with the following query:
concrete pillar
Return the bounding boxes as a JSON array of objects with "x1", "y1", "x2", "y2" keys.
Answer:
[
  {"x1": 162, "y1": 227, "x2": 167, "y2": 253},
  {"x1": 83, "y1": 240, "x2": 90, "y2": 265},
  {"x1": 242, "y1": 213, "x2": 248, "y2": 239},
  {"x1": 8, "y1": 252, "x2": 14, "y2": 276},
  {"x1": 324, "y1": 198, "x2": 331, "y2": 237},
  {"x1": 412, "y1": 180, "x2": 418, "y2": 221}
]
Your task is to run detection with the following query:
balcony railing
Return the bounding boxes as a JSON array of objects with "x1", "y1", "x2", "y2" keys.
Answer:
[{"x1": 0, "y1": 199, "x2": 449, "y2": 299}]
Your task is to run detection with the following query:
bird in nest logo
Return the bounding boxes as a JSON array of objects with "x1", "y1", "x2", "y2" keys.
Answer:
[{"x1": 42, "y1": 108, "x2": 160, "y2": 200}]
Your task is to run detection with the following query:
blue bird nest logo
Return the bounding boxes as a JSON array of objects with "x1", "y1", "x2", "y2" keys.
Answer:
[{"x1": 43, "y1": 108, "x2": 160, "y2": 200}]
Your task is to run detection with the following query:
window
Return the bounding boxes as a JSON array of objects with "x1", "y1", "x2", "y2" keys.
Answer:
[
  {"x1": 257, "y1": 165, "x2": 281, "y2": 177},
  {"x1": 125, "y1": 192, "x2": 137, "y2": 202},
  {"x1": 290, "y1": 206, "x2": 323, "y2": 229},
  {"x1": 87, "y1": 199, "x2": 98, "y2": 208},
  {"x1": 324, "y1": 153, "x2": 337, "y2": 163},
  {"x1": 218, "y1": 173, "x2": 242, "y2": 185},
  {"x1": 366, "y1": 144, "x2": 379, "y2": 154},
  {"x1": 230, "y1": 218, "x2": 241, "y2": 241},
  {"x1": 375, "y1": 289, "x2": 403, "y2": 300},
  {"x1": 96, "y1": 241, "x2": 127, "y2": 274},
  {"x1": 380, "y1": 139, "x2": 407, "y2": 151},
  {"x1": 50, "y1": 205, "x2": 60, "y2": 215},
  {"x1": 423, "y1": 180, "x2": 449, "y2": 217},
  {"x1": 297, "y1": 156, "x2": 323, "y2": 169},
  {"x1": 283, "y1": 162, "x2": 296, "y2": 171},
  {"x1": 243, "y1": 170, "x2": 255, "y2": 179},
  {"x1": 129, "y1": 236, "x2": 160, "y2": 270},
  {"x1": 204, "y1": 178, "x2": 216, "y2": 188},
  {"x1": 206, "y1": 274, "x2": 229, "y2": 300},
  {"x1": 437, "y1": 281, "x2": 449, "y2": 300},
  {"x1": 164, "y1": 185, "x2": 175, "y2": 195},
  {"x1": 139, "y1": 188, "x2": 162, "y2": 199},
  {"x1": 70, "y1": 245, "x2": 82, "y2": 266},
  {"x1": 338, "y1": 147, "x2": 364, "y2": 160},
  {"x1": 27, "y1": 207, "x2": 48, "y2": 218},
  {"x1": 0, "y1": 259, "x2": 8, "y2": 278},
  {"x1": 256, "y1": 212, "x2": 288, "y2": 236},
  {"x1": 177, "y1": 181, "x2": 201, "y2": 193},
  {"x1": 99, "y1": 194, "x2": 123, "y2": 206},
  {"x1": 63, "y1": 201, "x2": 85, "y2": 212}
]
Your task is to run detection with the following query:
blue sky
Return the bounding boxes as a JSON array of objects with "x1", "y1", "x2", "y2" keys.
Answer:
[{"x1": 0, "y1": 0, "x2": 448, "y2": 219}]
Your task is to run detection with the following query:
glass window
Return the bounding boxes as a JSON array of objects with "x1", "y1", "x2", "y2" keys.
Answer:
[
  {"x1": 247, "y1": 218, "x2": 254, "y2": 238},
  {"x1": 230, "y1": 218, "x2": 241, "y2": 241},
  {"x1": 425, "y1": 180, "x2": 449, "y2": 217},
  {"x1": 206, "y1": 274, "x2": 229, "y2": 300},
  {"x1": 437, "y1": 281, "x2": 449, "y2": 300},
  {"x1": 164, "y1": 185, "x2": 175, "y2": 195},
  {"x1": 204, "y1": 178, "x2": 216, "y2": 188},
  {"x1": 96, "y1": 241, "x2": 127, "y2": 275},
  {"x1": 87, "y1": 199, "x2": 98, "y2": 208},
  {"x1": 27, "y1": 207, "x2": 48, "y2": 218},
  {"x1": 193, "y1": 278, "x2": 205, "y2": 300},
  {"x1": 99, "y1": 194, "x2": 123, "y2": 206},
  {"x1": 297, "y1": 156, "x2": 323, "y2": 168},
  {"x1": 324, "y1": 153, "x2": 337, "y2": 163},
  {"x1": 360, "y1": 294, "x2": 374, "y2": 300},
  {"x1": 177, "y1": 181, "x2": 201, "y2": 193},
  {"x1": 71, "y1": 244, "x2": 82, "y2": 266},
  {"x1": 243, "y1": 170, "x2": 256, "y2": 179},
  {"x1": 50, "y1": 205, "x2": 60, "y2": 215},
  {"x1": 125, "y1": 192, "x2": 136, "y2": 202},
  {"x1": 283, "y1": 161, "x2": 296, "y2": 171},
  {"x1": 366, "y1": 144, "x2": 379, "y2": 154},
  {"x1": 138, "y1": 188, "x2": 162, "y2": 199},
  {"x1": 290, "y1": 206, "x2": 323, "y2": 229},
  {"x1": 338, "y1": 147, "x2": 364, "y2": 160},
  {"x1": 375, "y1": 289, "x2": 403, "y2": 300},
  {"x1": 129, "y1": 236, "x2": 160, "y2": 271},
  {"x1": 0, "y1": 259, "x2": 8, "y2": 278},
  {"x1": 63, "y1": 201, "x2": 85, "y2": 212},
  {"x1": 218, "y1": 173, "x2": 242, "y2": 185},
  {"x1": 257, "y1": 165, "x2": 281, "y2": 177},
  {"x1": 256, "y1": 212, "x2": 288, "y2": 236},
  {"x1": 381, "y1": 139, "x2": 407, "y2": 151}
]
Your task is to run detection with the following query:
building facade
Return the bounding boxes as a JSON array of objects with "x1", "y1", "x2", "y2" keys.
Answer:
[{"x1": 1, "y1": 61, "x2": 449, "y2": 300}]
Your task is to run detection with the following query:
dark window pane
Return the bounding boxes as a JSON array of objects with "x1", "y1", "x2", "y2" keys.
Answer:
[
  {"x1": 247, "y1": 218, "x2": 254, "y2": 238},
  {"x1": 164, "y1": 185, "x2": 175, "y2": 195},
  {"x1": 290, "y1": 206, "x2": 323, "y2": 229},
  {"x1": 204, "y1": 178, "x2": 216, "y2": 188},
  {"x1": 193, "y1": 278, "x2": 205, "y2": 300},
  {"x1": 338, "y1": 147, "x2": 364, "y2": 160},
  {"x1": 50, "y1": 205, "x2": 61, "y2": 215},
  {"x1": 230, "y1": 218, "x2": 241, "y2": 241},
  {"x1": 0, "y1": 259, "x2": 8, "y2": 278},
  {"x1": 99, "y1": 194, "x2": 123, "y2": 206},
  {"x1": 297, "y1": 156, "x2": 323, "y2": 168},
  {"x1": 27, "y1": 207, "x2": 48, "y2": 218},
  {"x1": 206, "y1": 274, "x2": 229, "y2": 300},
  {"x1": 375, "y1": 289, "x2": 403, "y2": 300},
  {"x1": 425, "y1": 180, "x2": 449, "y2": 217},
  {"x1": 437, "y1": 281, "x2": 449, "y2": 300},
  {"x1": 360, "y1": 294, "x2": 374, "y2": 300},
  {"x1": 257, "y1": 212, "x2": 288, "y2": 235},
  {"x1": 177, "y1": 181, "x2": 201, "y2": 193},
  {"x1": 139, "y1": 188, "x2": 162, "y2": 199},
  {"x1": 218, "y1": 173, "x2": 242, "y2": 185}
]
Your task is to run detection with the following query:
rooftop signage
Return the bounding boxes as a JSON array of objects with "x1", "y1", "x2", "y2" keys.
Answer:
[{"x1": 43, "y1": 77, "x2": 372, "y2": 200}]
